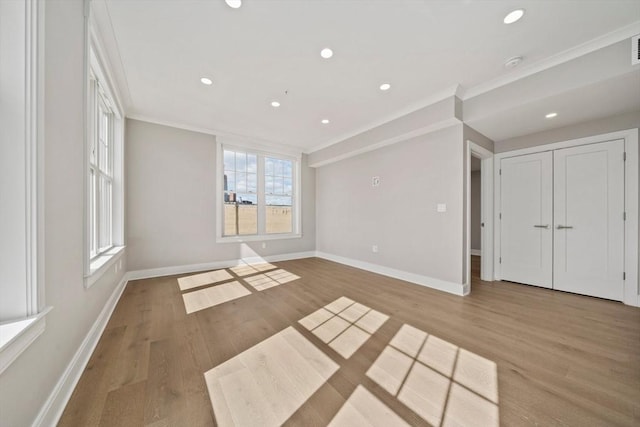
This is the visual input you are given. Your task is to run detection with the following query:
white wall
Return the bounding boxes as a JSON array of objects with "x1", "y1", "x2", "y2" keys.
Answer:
[
  {"x1": 495, "y1": 110, "x2": 640, "y2": 152},
  {"x1": 125, "y1": 119, "x2": 316, "y2": 271},
  {"x1": 470, "y1": 171, "x2": 481, "y2": 251},
  {"x1": 0, "y1": 1, "x2": 128, "y2": 425},
  {"x1": 316, "y1": 125, "x2": 465, "y2": 286}
]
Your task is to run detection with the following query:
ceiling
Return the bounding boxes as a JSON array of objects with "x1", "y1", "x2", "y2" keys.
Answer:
[{"x1": 96, "y1": 0, "x2": 640, "y2": 152}]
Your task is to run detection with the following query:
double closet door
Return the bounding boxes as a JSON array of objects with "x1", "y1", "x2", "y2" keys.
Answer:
[{"x1": 500, "y1": 139, "x2": 625, "y2": 301}]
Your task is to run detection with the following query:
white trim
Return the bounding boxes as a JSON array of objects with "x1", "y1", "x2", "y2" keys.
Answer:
[
  {"x1": 126, "y1": 251, "x2": 317, "y2": 281},
  {"x1": 84, "y1": 245, "x2": 125, "y2": 288},
  {"x1": 308, "y1": 117, "x2": 461, "y2": 168},
  {"x1": 0, "y1": 306, "x2": 51, "y2": 376},
  {"x1": 466, "y1": 142, "x2": 494, "y2": 288},
  {"x1": 32, "y1": 274, "x2": 129, "y2": 427},
  {"x1": 493, "y1": 128, "x2": 639, "y2": 306},
  {"x1": 315, "y1": 251, "x2": 467, "y2": 296},
  {"x1": 462, "y1": 21, "x2": 640, "y2": 100},
  {"x1": 126, "y1": 113, "x2": 303, "y2": 157},
  {"x1": 470, "y1": 249, "x2": 482, "y2": 257}
]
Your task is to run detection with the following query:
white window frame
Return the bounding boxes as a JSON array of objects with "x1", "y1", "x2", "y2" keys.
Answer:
[
  {"x1": 0, "y1": 0, "x2": 49, "y2": 376},
  {"x1": 84, "y1": 10, "x2": 125, "y2": 288},
  {"x1": 216, "y1": 142, "x2": 302, "y2": 243}
]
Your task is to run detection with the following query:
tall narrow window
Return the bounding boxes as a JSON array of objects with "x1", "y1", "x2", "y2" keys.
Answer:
[
  {"x1": 88, "y1": 75, "x2": 114, "y2": 257},
  {"x1": 265, "y1": 157, "x2": 293, "y2": 234},
  {"x1": 220, "y1": 145, "x2": 299, "y2": 240}
]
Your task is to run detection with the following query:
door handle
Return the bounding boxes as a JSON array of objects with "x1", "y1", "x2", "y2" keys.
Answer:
[
  {"x1": 533, "y1": 224, "x2": 549, "y2": 229},
  {"x1": 556, "y1": 225, "x2": 573, "y2": 229}
]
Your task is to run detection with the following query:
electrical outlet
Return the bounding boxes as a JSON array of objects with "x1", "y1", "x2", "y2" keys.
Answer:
[
  {"x1": 437, "y1": 203, "x2": 447, "y2": 213},
  {"x1": 372, "y1": 245, "x2": 379, "y2": 253},
  {"x1": 372, "y1": 176, "x2": 380, "y2": 187},
  {"x1": 262, "y1": 242, "x2": 267, "y2": 249}
]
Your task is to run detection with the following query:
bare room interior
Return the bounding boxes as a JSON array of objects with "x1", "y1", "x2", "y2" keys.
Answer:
[{"x1": 1, "y1": 0, "x2": 640, "y2": 426}]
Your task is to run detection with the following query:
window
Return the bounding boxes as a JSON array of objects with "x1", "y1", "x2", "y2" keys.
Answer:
[
  {"x1": 88, "y1": 74, "x2": 114, "y2": 257},
  {"x1": 220, "y1": 145, "x2": 300, "y2": 241},
  {"x1": 84, "y1": 24, "x2": 124, "y2": 286}
]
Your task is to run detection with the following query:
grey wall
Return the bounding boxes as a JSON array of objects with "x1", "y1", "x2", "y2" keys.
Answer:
[
  {"x1": 495, "y1": 110, "x2": 640, "y2": 153},
  {"x1": 316, "y1": 125, "x2": 465, "y2": 284},
  {"x1": 125, "y1": 119, "x2": 316, "y2": 271},
  {"x1": 470, "y1": 171, "x2": 481, "y2": 251},
  {"x1": 0, "y1": 2, "x2": 128, "y2": 426}
]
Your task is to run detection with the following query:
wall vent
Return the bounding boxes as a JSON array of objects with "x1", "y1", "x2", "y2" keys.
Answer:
[{"x1": 633, "y1": 34, "x2": 640, "y2": 65}]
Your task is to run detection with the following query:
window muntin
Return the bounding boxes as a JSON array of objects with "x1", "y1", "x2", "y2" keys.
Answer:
[{"x1": 222, "y1": 147, "x2": 297, "y2": 238}]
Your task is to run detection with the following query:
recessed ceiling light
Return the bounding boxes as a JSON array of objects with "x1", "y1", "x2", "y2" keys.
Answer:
[
  {"x1": 200, "y1": 77, "x2": 213, "y2": 85},
  {"x1": 545, "y1": 112, "x2": 558, "y2": 119},
  {"x1": 503, "y1": 9, "x2": 524, "y2": 24},
  {"x1": 320, "y1": 48, "x2": 333, "y2": 59},
  {"x1": 379, "y1": 83, "x2": 391, "y2": 91},
  {"x1": 321, "y1": 119, "x2": 330, "y2": 124},
  {"x1": 271, "y1": 101, "x2": 280, "y2": 107},
  {"x1": 225, "y1": 0, "x2": 242, "y2": 9}
]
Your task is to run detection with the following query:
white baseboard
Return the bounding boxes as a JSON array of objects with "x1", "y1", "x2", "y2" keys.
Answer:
[
  {"x1": 315, "y1": 251, "x2": 467, "y2": 296},
  {"x1": 470, "y1": 249, "x2": 482, "y2": 257},
  {"x1": 32, "y1": 273, "x2": 130, "y2": 427},
  {"x1": 127, "y1": 251, "x2": 317, "y2": 281}
]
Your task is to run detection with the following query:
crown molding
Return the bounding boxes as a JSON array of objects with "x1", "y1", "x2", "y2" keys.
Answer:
[
  {"x1": 307, "y1": 84, "x2": 461, "y2": 154},
  {"x1": 126, "y1": 114, "x2": 302, "y2": 156},
  {"x1": 462, "y1": 21, "x2": 640, "y2": 100}
]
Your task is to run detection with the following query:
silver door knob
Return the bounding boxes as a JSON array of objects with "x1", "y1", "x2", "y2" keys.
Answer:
[
  {"x1": 556, "y1": 225, "x2": 573, "y2": 229},
  {"x1": 533, "y1": 224, "x2": 549, "y2": 229}
]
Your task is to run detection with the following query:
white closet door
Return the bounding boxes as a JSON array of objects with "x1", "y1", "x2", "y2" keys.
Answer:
[
  {"x1": 553, "y1": 140, "x2": 625, "y2": 301},
  {"x1": 500, "y1": 152, "x2": 553, "y2": 288}
]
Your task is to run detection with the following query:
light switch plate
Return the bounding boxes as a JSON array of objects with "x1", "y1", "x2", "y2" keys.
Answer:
[{"x1": 437, "y1": 203, "x2": 447, "y2": 212}]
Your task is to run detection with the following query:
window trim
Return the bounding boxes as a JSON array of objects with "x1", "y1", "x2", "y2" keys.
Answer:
[
  {"x1": 216, "y1": 142, "x2": 302, "y2": 243},
  {"x1": 83, "y1": 8, "x2": 125, "y2": 288},
  {"x1": 0, "y1": 0, "x2": 48, "y2": 376}
]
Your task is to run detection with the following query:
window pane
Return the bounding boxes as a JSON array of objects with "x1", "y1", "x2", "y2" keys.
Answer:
[
  {"x1": 247, "y1": 154, "x2": 257, "y2": 173},
  {"x1": 89, "y1": 168, "x2": 97, "y2": 257},
  {"x1": 275, "y1": 176, "x2": 284, "y2": 195},
  {"x1": 284, "y1": 177, "x2": 292, "y2": 195},
  {"x1": 224, "y1": 202, "x2": 257, "y2": 236},
  {"x1": 236, "y1": 152, "x2": 246, "y2": 172},
  {"x1": 274, "y1": 159, "x2": 283, "y2": 176},
  {"x1": 266, "y1": 195, "x2": 292, "y2": 234},
  {"x1": 236, "y1": 172, "x2": 247, "y2": 193},
  {"x1": 284, "y1": 161, "x2": 292, "y2": 177},
  {"x1": 224, "y1": 150, "x2": 235, "y2": 170},
  {"x1": 99, "y1": 175, "x2": 112, "y2": 251},
  {"x1": 265, "y1": 174, "x2": 274, "y2": 195},
  {"x1": 247, "y1": 173, "x2": 257, "y2": 193},
  {"x1": 225, "y1": 171, "x2": 235, "y2": 192},
  {"x1": 265, "y1": 157, "x2": 274, "y2": 175}
]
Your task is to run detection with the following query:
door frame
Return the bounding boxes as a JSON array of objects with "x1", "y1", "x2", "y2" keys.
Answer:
[
  {"x1": 493, "y1": 128, "x2": 639, "y2": 307},
  {"x1": 466, "y1": 141, "x2": 494, "y2": 289}
]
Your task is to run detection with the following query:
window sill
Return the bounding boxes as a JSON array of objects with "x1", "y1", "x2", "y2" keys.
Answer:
[
  {"x1": 0, "y1": 306, "x2": 52, "y2": 375},
  {"x1": 217, "y1": 233, "x2": 302, "y2": 244},
  {"x1": 85, "y1": 245, "x2": 126, "y2": 289}
]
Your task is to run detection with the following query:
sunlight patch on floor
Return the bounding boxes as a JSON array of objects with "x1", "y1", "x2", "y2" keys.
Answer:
[
  {"x1": 328, "y1": 385, "x2": 409, "y2": 427},
  {"x1": 177, "y1": 269, "x2": 233, "y2": 291},
  {"x1": 367, "y1": 324, "x2": 499, "y2": 427},
  {"x1": 181, "y1": 281, "x2": 251, "y2": 314},
  {"x1": 204, "y1": 326, "x2": 339, "y2": 427},
  {"x1": 230, "y1": 262, "x2": 277, "y2": 277},
  {"x1": 244, "y1": 269, "x2": 301, "y2": 291},
  {"x1": 299, "y1": 297, "x2": 389, "y2": 359}
]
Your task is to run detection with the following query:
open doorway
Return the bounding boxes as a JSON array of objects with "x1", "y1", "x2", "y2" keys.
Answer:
[
  {"x1": 470, "y1": 156, "x2": 482, "y2": 281},
  {"x1": 466, "y1": 141, "x2": 494, "y2": 290}
]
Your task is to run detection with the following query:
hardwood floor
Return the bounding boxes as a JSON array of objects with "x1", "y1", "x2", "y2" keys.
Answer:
[{"x1": 59, "y1": 256, "x2": 640, "y2": 426}]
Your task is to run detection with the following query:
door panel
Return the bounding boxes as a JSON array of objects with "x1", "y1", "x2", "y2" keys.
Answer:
[
  {"x1": 500, "y1": 152, "x2": 553, "y2": 288},
  {"x1": 553, "y1": 140, "x2": 625, "y2": 301}
]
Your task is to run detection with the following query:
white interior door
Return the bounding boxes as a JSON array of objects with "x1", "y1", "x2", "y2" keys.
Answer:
[
  {"x1": 553, "y1": 140, "x2": 625, "y2": 301},
  {"x1": 500, "y1": 152, "x2": 553, "y2": 288}
]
